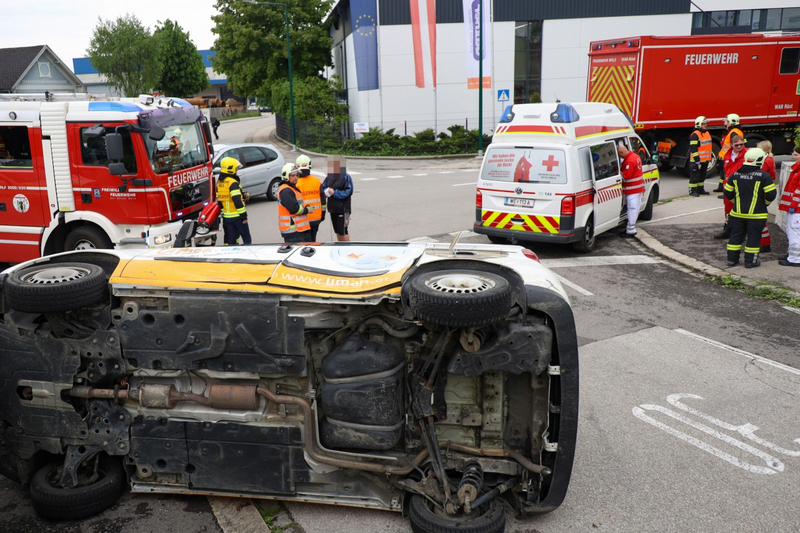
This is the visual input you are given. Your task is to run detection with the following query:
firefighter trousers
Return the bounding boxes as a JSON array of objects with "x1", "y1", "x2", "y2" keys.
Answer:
[
  {"x1": 727, "y1": 217, "x2": 765, "y2": 265},
  {"x1": 223, "y1": 217, "x2": 252, "y2": 246},
  {"x1": 689, "y1": 162, "x2": 708, "y2": 190}
]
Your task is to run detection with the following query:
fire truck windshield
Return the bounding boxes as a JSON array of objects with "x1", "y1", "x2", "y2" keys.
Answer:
[{"x1": 143, "y1": 121, "x2": 208, "y2": 174}]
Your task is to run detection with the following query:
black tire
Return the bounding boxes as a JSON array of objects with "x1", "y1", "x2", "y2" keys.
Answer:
[
  {"x1": 30, "y1": 456, "x2": 126, "y2": 521},
  {"x1": 408, "y1": 494, "x2": 505, "y2": 533},
  {"x1": 267, "y1": 178, "x2": 282, "y2": 201},
  {"x1": 657, "y1": 160, "x2": 673, "y2": 173},
  {"x1": 572, "y1": 215, "x2": 595, "y2": 253},
  {"x1": 405, "y1": 270, "x2": 513, "y2": 327},
  {"x1": 487, "y1": 235, "x2": 509, "y2": 245},
  {"x1": 639, "y1": 187, "x2": 656, "y2": 221},
  {"x1": 705, "y1": 141, "x2": 722, "y2": 177},
  {"x1": 64, "y1": 226, "x2": 113, "y2": 251},
  {"x1": 4, "y1": 262, "x2": 108, "y2": 313}
]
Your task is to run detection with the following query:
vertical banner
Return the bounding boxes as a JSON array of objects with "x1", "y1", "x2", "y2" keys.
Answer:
[
  {"x1": 463, "y1": 0, "x2": 492, "y2": 89},
  {"x1": 351, "y1": 0, "x2": 379, "y2": 91},
  {"x1": 410, "y1": 0, "x2": 437, "y2": 88}
]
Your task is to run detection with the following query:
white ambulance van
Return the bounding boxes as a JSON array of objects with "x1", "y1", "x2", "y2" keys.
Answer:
[{"x1": 474, "y1": 102, "x2": 659, "y2": 252}]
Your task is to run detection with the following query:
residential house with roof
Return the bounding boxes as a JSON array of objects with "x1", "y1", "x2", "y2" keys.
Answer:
[{"x1": 0, "y1": 45, "x2": 85, "y2": 94}]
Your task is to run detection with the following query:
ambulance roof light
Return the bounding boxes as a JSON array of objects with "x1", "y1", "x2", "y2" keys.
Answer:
[
  {"x1": 500, "y1": 105, "x2": 515, "y2": 123},
  {"x1": 550, "y1": 103, "x2": 579, "y2": 124}
]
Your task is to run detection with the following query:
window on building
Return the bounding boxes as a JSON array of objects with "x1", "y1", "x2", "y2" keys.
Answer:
[
  {"x1": 782, "y1": 8, "x2": 800, "y2": 30},
  {"x1": 513, "y1": 21, "x2": 542, "y2": 104}
]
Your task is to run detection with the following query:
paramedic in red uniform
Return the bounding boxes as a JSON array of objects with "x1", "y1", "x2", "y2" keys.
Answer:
[
  {"x1": 618, "y1": 142, "x2": 645, "y2": 238},
  {"x1": 714, "y1": 113, "x2": 743, "y2": 192},
  {"x1": 714, "y1": 134, "x2": 746, "y2": 240}
]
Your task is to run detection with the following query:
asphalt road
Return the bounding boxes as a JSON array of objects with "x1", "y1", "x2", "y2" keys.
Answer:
[{"x1": 2, "y1": 116, "x2": 798, "y2": 532}]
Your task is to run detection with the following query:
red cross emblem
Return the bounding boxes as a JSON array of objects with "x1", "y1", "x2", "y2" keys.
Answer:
[{"x1": 542, "y1": 155, "x2": 559, "y2": 172}]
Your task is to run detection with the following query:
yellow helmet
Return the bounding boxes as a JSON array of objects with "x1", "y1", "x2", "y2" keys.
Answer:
[
  {"x1": 220, "y1": 157, "x2": 241, "y2": 176},
  {"x1": 695, "y1": 116, "x2": 707, "y2": 128},
  {"x1": 281, "y1": 162, "x2": 299, "y2": 180},
  {"x1": 725, "y1": 113, "x2": 740, "y2": 126}
]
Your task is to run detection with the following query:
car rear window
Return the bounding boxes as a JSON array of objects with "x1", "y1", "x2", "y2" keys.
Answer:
[{"x1": 481, "y1": 147, "x2": 567, "y2": 184}]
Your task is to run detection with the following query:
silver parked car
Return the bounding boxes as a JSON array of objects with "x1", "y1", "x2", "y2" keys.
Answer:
[{"x1": 212, "y1": 143, "x2": 285, "y2": 200}]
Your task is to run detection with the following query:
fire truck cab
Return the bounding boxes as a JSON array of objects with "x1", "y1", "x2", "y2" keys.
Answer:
[
  {"x1": 0, "y1": 93, "x2": 216, "y2": 264},
  {"x1": 474, "y1": 102, "x2": 660, "y2": 252}
]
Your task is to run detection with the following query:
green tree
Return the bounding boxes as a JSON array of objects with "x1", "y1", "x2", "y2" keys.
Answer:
[
  {"x1": 87, "y1": 14, "x2": 161, "y2": 96},
  {"x1": 271, "y1": 76, "x2": 347, "y2": 122},
  {"x1": 153, "y1": 20, "x2": 209, "y2": 97},
  {"x1": 211, "y1": 0, "x2": 334, "y2": 103}
]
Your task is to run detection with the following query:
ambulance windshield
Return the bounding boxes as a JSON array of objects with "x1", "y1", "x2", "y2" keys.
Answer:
[
  {"x1": 143, "y1": 120, "x2": 208, "y2": 174},
  {"x1": 481, "y1": 147, "x2": 567, "y2": 184}
]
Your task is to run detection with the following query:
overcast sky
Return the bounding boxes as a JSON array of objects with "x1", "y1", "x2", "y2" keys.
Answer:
[{"x1": 6, "y1": 1, "x2": 221, "y2": 72}]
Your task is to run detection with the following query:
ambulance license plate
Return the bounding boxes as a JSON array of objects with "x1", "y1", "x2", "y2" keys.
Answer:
[{"x1": 505, "y1": 197, "x2": 534, "y2": 208}]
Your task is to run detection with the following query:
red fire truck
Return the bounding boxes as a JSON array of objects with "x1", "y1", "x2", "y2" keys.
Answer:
[
  {"x1": 587, "y1": 33, "x2": 800, "y2": 175},
  {"x1": 0, "y1": 93, "x2": 217, "y2": 264}
]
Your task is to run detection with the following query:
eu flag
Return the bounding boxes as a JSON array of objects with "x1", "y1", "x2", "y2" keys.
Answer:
[{"x1": 350, "y1": 0, "x2": 379, "y2": 91}]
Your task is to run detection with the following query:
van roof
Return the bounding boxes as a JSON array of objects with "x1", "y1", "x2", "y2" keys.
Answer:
[{"x1": 492, "y1": 102, "x2": 634, "y2": 145}]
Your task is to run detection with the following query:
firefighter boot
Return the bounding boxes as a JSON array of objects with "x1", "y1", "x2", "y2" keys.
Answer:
[
  {"x1": 745, "y1": 253, "x2": 760, "y2": 269},
  {"x1": 726, "y1": 250, "x2": 739, "y2": 267},
  {"x1": 689, "y1": 189, "x2": 700, "y2": 197},
  {"x1": 713, "y1": 223, "x2": 731, "y2": 240}
]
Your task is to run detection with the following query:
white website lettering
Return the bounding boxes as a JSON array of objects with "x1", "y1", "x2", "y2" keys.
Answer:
[
  {"x1": 280, "y1": 272, "x2": 390, "y2": 288},
  {"x1": 168, "y1": 168, "x2": 210, "y2": 189}
]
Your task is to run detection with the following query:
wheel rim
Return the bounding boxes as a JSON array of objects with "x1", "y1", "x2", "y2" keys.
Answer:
[
  {"x1": 424, "y1": 273, "x2": 497, "y2": 294},
  {"x1": 20, "y1": 266, "x2": 93, "y2": 285},
  {"x1": 72, "y1": 239, "x2": 98, "y2": 250},
  {"x1": 270, "y1": 180, "x2": 280, "y2": 198}
]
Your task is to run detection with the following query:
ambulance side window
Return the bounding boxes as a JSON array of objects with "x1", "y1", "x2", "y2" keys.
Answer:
[
  {"x1": 629, "y1": 136, "x2": 649, "y2": 161},
  {"x1": 590, "y1": 141, "x2": 619, "y2": 180},
  {"x1": 578, "y1": 147, "x2": 593, "y2": 182},
  {"x1": 0, "y1": 125, "x2": 33, "y2": 169}
]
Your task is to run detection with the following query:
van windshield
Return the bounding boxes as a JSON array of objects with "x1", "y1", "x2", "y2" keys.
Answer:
[{"x1": 481, "y1": 147, "x2": 567, "y2": 184}]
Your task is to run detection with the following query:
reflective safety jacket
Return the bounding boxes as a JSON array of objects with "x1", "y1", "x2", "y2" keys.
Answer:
[
  {"x1": 719, "y1": 127, "x2": 744, "y2": 158},
  {"x1": 723, "y1": 166, "x2": 777, "y2": 220},
  {"x1": 779, "y1": 165, "x2": 800, "y2": 213},
  {"x1": 217, "y1": 176, "x2": 247, "y2": 219},
  {"x1": 690, "y1": 130, "x2": 713, "y2": 163},
  {"x1": 621, "y1": 151, "x2": 645, "y2": 195},
  {"x1": 278, "y1": 183, "x2": 311, "y2": 234},
  {"x1": 297, "y1": 175, "x2": 325, "y2": 223}
]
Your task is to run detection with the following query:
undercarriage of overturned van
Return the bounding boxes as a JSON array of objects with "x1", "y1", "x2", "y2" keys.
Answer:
[{"x1": 0, "y1": 274, "x2": 576, "y2": 529}]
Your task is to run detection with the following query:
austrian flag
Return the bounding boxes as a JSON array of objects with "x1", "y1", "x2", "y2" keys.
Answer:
[{"x1": 410, "y1": 0, "x2": 437, "y2": 88}]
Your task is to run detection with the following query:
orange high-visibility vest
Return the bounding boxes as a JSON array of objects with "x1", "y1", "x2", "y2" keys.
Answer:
[
  {"x1": 719, "y1": 127, "x2": 744, "y2": 158},
  {"x1": 297, "y1": 175, "x2": 323, "y2": 222},
  {"x1": 690, "y1": 130, "x2": 713, "y2": 163},
  {"x1": 277, "y1": 184, "x2": 311, "y2": 233}
]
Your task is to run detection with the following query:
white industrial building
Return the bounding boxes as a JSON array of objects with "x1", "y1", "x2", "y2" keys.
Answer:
[{"x1": 325, "y1": 0, "x2": 800, "y2": 135}]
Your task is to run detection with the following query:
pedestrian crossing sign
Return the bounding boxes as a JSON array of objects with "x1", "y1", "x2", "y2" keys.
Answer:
[{"x1": 497, "y1": 90, "x2": 510, "y2": 102}]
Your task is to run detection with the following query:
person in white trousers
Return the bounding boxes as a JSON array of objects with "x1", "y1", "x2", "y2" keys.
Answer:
[
  {"x1": 778, "y1": 146, "x2": 800, "y2": 267},
  {"x1": 618, "y1": 142, "x2": 645, "y2": 237}
]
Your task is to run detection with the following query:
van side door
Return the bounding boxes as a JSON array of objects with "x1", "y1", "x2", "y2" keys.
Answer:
[{"x1": 589, "y1": 140, "x2": 624, "y2": 233}]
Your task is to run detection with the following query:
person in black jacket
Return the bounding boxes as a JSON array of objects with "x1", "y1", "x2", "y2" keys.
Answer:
[
  {"x1": 723, "y1": 148, "x2": 777, "y2": 269},
  {"x1": 322, "y1": 155, "x2": 354, "y2": 242}
]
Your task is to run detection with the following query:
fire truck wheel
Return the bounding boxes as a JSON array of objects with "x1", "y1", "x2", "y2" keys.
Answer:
[
  {"x1": 404, "y1": 270, "x2": 513, "y2": 327},
  {"x1": 65, "y1": 226, "x2": 113, "y2": 251},
  {"x1": 30, "y1": 455, "x2": 126, "y2": 521},
  {"x1": 4, "y1": 262, "x2": 109, "y2": 313},
  {"x1": 408, "y1": 493, "x2": 505, "y2": 533},
  {"x1": 572, "y1": 216, "x2": 595, "y2": 253}
]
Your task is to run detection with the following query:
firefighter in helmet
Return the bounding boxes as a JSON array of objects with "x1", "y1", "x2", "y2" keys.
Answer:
[
  {"x1": 714, "y1": 113, "x2": 743, "y2": 192},
  {"x1": 295, "y1": 155, "x2": 326, "y2": 241},
  {"x1": 688, "y1": 116, "x2": 712, "y2": 196},
  {"x1": 723, "y1": 147, "x2": 776, "y2": 269},
  {"x1": 278, "y1": 163, "x2": 313, "y2": 243},
  {"x1": 216, "y1": 157, "x2": 252, "y2": 245},
  {"x1": 169, "y1": 128, "x2": 182, "y2": 152}
]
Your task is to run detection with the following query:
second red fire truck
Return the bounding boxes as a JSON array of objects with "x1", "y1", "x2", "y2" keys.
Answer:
[{"x1": 0, "y1": 93, "x2": 217, "y2": 264}]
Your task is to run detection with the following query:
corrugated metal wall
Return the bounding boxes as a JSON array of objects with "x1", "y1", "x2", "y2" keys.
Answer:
[{"x1": 376, "y1": 0, "x2": 690, "y2": 25}]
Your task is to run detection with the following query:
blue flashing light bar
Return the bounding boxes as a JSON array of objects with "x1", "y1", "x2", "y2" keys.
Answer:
[
  {"x1": 499, "y1": 105, "x2": 514, "y2": 123},
  {"x1": 88, "y1": 101, "x2": 143, "y2": 113},
  {"x1": 550, "y1": 103, "x2": 580, "y2": 124},
  {"x1": 170, "y1": 98, "x2": 193, "y2": 108}
]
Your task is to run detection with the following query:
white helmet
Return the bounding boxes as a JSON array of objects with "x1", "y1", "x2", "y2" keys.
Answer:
[
  {"x1": 725, "y1": 113, "x2": 740, "y2": 126},
  {"x1": 281, "y1": 162, "x2": 299, "y2": 181},
  {"x1": 296, "y1": 154, "x2": 312, "y2": 170},
  {"x1": 695, "y1": 116, "x2": 708, "y2": 129},
  {"x1": 744, "y1": 147, "x2": 766, "y2": 167}
]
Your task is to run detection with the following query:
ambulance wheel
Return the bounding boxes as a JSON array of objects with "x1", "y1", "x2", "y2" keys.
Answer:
[
  {"x1": 267, "y1": 178, "x2": 282, "y2": 201},
  {"x1": 405, "y1": 270, "x2": 513, "y2": 327},
  {"x1": 4, "y1": 262, "x2": 108, "y2": 313},
  {"x1": 65, "y1": 226, "x2": 113, "y2": 251},
  {"x1": 639, "y1": 188, "x2": 656, "y2": 221},
  {"x1": 572, "y1": 217, "x2": 595, "y2": 253}
]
